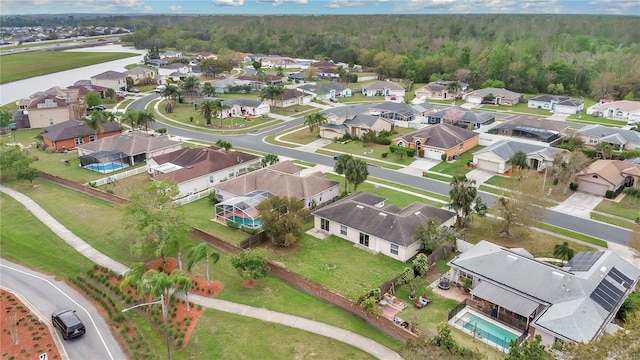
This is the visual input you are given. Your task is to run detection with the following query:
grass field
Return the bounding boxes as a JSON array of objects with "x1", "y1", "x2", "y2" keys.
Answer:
[{"x1": 0, "y1": 51, "x2": 139, "y2": 84}]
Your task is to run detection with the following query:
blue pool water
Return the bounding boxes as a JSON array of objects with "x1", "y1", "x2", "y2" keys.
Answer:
[
  {"x1": 226, "y1": 216, "x2": 262, "y2": 228},
  {"x1": 85, "y1": 162, "x2": 124, "y2": 173},
  {"x1": 457, "y1": 312, "x2": 519, "y2": 349}
]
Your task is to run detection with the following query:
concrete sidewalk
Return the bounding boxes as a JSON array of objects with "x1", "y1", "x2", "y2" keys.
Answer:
[{"x1": 0, "y1": 185, "x2": 402, "y2": 360}]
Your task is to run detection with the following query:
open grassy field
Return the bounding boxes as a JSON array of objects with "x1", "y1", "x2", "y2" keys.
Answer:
[
  {"x1": 594, "y1": 194, "x2": 640, "y2": 221},
  {"x1": 0, "y1": 51, "x2": 139, "y2": 84}
]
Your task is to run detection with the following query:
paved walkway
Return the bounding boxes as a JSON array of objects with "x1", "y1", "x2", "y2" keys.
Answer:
[
  {"x1": 550, "y1": 192, "x2": 604, "y2": 218},
  {"x1": 0, "y1": 185, "x2": 402, "y2": 360}
]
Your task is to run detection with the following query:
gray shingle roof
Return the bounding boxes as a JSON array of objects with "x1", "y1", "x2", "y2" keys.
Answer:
[
  {"x1": 42, "y1": 120, "x2": 122, "y2": 142},
  {"x1": 298, "y1": 83, "x2": 346, "y2": 93},
  {"x1": 312, "y1": 192, "x2": 455, "y2": 247},
  {"x1": 395, "y1": 124, "x2": 478, "y2": 150},
  {"x1": 473, "y1": 139, "x2": 567, "y2": 161},
  {"x1": 449, "y1": 241, "x2": 640, "y2": 342},
  {"x1": 77, "y1": 132, "x2": 180, "y2": 156},
  {"x1": 468, "y1": 87, "x2": 523, "y2": 100},
  {"x1": 577, "y1": 124, "x2": 640, "y2": 143},
  {"x1": 91, "y1": 70, "x2": 126, "y2": 80}
]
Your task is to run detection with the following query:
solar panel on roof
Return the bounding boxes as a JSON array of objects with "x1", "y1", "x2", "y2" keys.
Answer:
[
  {"x1": 590, "y1": 271, "x2": 629, "y2": 312},
  {"x1": 609, "y1": 267, "x2": 632, "y2": 288},
  {"x1": 565, "y1": 252, "x2": 604, "y2": 271}
]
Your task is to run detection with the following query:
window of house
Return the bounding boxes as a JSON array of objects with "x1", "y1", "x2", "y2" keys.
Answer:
[
  {"x1": 209, "y1": 175, "x2": 214, "y2": 184},
  {"x1": 89, "y1": 135, "x2": 96, "y2": 142},
  {"x1": 459, "y1": 143, "x2": 464, "y2": 150},
  {"x1": 359, "y1": 233, "x2": 369, "y2": 247},
  {"x1": 49, "y1": 119, "x2": 54, "y2": 125},
  {"x1": 228, "y1": 171, "x2": 234, "y2": 178},
  {"x1": 74, "y1": 137, "x2": 84, "y2": 145},
  {"x1": 340, "y1": 225, "x2": 347, "y2": 236},
  {"x1": 321, "y1": 218, "x2": 329, "y2": 231},
  {"x1": 390, "y1": 244, "x2": 398, "y2": 255}
]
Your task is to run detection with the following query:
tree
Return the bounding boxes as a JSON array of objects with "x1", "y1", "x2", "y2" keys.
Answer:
[
  {"x1": 257, "y1": 195, "x2": 310, "y2": 247},
  {"x1": 202, "y1": 82, "x2": 217, "y2": 98},
  {"x1": 85, "y1": 92, "x2": 101, "y2": 108},
  {"x1": 505, "y1": 335, "x2": 550, "y2": 360},
  {"x1": 414, "y1": 217, "x2": 458, "y2": 252},
  {"x1": 595, "y1": 142, "x2": 614, "y2": 160},
  {"x1": 412, "y1": 253, "x2": 429, "y2": 277},
  {"x1": 82, "y1": 111, "x2": 108, "y2": 138},
  {"x1": 212, "y1": 99, "x2": 230, "y2": 128},
  {"x1": 169, "y1": 269, "x2": 193, "y2": 311},
  {"x1": 493, "y1": 168, "x2": 547, "y2": 237},
  {"x1": 17, "y1": 167, "x2": 41, "y2": 184},
  {"x1": 442, "y1": 107, "x2": 464, "y2": 125},
  {"x1": 123, "y1": 181, "x2": 191, "y2": 263},
  {"x1": 215, "y1": 139, "x2": 232, "y2": 152},
  {"x1": 550, "y1": 151, "x2": 590, "y2": 195},
  {"x1": 181, "y1": 76, "x2": 200, "y2": 103},
  {"x1": 161, "y1": 84, "x2": 180, "y2": 113},
  {"x1": 446, "y1": 81, "x2": 461, "y2": 99},
  {"x1": 261, "y1": 154, "x2": 279, "y2": 167},
  {"x1": 198, "y1": 99, "x2": 215, "y2": 125},
  {"x1": 125, "y1": 76, "x2": 134, "y2": 91},
  {"x1": 447, "y1": 175, "x2": 487, "y2": 229},
  {"x1": 0, "y1": 146, "x2": 34, "y2": 180},
  {"x1": 304, "y1": 112, "x2": 327, "y2": 133},
  {"x1": 509, "y1": 150, "x2": 529, "y2": 170},
  {"x1": 0, "y1": 110, "x2": 12, "y2": 135},
  {"x1": 305, "y1": 67, "x2": 316, "y2": 82},
  {"x1": 120, "y1": 109, "x2": 140, "y2": 130},
  {"x1": 137, "y1": 110, "x2": 156, "y2": 132},
  {"x1": 553, "y1": 242, "x2": 575, "y2": 262},
  {"x1": 334, "y1": 154, "x2": 353, "y2": 193},
  {"x1": 119, "y1": 262, "x2": 145, "y2": 293},
  {"x1": 186, "y1": 242, "x2": 220, "y2": 286},
  {"x1": 260, "y1": 85, "x2": 284, "y2": 106},
  {"x1": 345, "y1": 158, "x2": 369, "y2": 192},
  {"x1": 105, "y1": 88, "x2": 115, "y2": 101},
  {"x1": 230, "y1": 248, "x2": 268, "y2": 286}
]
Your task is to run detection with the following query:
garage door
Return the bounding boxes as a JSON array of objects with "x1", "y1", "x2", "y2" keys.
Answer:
[
  {"x1": 467, "y1": 96, "x2": 482, "y2": 104},
  {"x1": 476, "y1": 159, "x2": 501, "y2": 172},
  {"x1": 424, "y1": 148, "x2": 443, "y2": 160},
  {"x1": 578, "y1": 181, "x2": 608, "y2": 196}
]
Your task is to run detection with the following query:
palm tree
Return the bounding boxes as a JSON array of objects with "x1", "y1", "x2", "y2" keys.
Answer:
[
  {"x1": 261, "y1": 154, "x2": 279, "y2": 167},
  {"x1": 304, "y1": 112, "x2": 327, "y2": 133},
  {"x1": 446, "y1": 81, "x2": 461, "y2": 99},
  {"x1": 212, "y1": 100, "x2": 230, "y2": 128},
  {"x1": 334, "y1": 154, "x2": 353, "y2": 193},
  {"x1": 169, "y1": 270, "x2": 193, "y2": 312},
  {"x1": 553, "y1": 242, "x2": 575, "y2": 262},
  {"x1": 198, "y1": 100, "x2": 215, "y2": 125},
  {"x1": 120, "y1": 109, "x2": 140, "y2": 130},
  {"x1": 202, "y1": 82, "x2": 217, "y2": 98},
  {"x1": 105, "y1": 88, "x2": 115, "y2": 101},
  {"x1": 137, "y1": 110, "x2": 156, "y2": 132},
  {"x1": 125, "y1": 76, "x2": 134, "y2": 91},
  {"x1": 260, "y1": 85, "x2": 284, "y2": 106},
  {"x1": 161, "y1": 84, "x2": 180, "y2": 113},
  {"x1": 215, "y1": 140, "x2": 232, "y2": 152},
  {"x1": 345, "y1": 158, "x2": 369, "y2": 192},
  {"x1": 82, "y1": 110, "x2": 106, "y2": 138},
  {"x1": 186, "y1": 243, "x2": 220, "y2": 286},
  {"x1": 447, "y1": 175, "x2": 478, "y2": 229},
  {"x1": 181, "y1": 76, "x2": 200, "y2": 103},
  {"x1": 119, "y1": 262, "x2": 146, "y2": 293}
]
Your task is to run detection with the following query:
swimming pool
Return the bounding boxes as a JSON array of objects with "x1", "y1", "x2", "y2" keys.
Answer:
[
  {"x1": 454, "y1": 309, "x2": 520, "y2": 351},
  {"x1": 85, "y1": 162, "x2": 125, "y2": 173},
  {"x1": 226, "y1": 216, "x2": 262, "y2": 228}
]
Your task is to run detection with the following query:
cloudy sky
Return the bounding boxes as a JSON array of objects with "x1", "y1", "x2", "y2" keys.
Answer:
[{"x1": 1, "y1": 0, "x2": 638, "y2": 16}]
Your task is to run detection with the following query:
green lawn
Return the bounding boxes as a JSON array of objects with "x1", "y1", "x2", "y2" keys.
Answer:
[
  {"x1": 279, "y1": 125, "x2": 323, "y2": 145},
  {"x1": 269, "y1": 104, "x2": 314, "y2": 117},
  {"x1": 324, "y1": 140, "x2": 415, "y2": 166},
  {"x1": 1, "y1": 51, "x2": 139, "y2": 84},
  {"x1": 594, "y1": 194, "x2": 640, "y2": 221},
  {"x1": 567, "y1": 113, "x2": 628, "y2": 127},
  {"x1": 427, "y1": 145, "x2": 483, "y2": 176}
]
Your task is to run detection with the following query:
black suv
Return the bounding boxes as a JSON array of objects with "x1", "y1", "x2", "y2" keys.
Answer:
[{"x1": 52, "y1": 308, "x2": 85, "y2": 340}]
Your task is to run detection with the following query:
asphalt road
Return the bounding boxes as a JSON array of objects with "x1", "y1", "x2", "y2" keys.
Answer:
[
  {"x1": 131, "y1": 95, "x2": 632, "y2": 246},
  {"x1": 0, "y1": 260, "x2": 127, "y2": 360}
]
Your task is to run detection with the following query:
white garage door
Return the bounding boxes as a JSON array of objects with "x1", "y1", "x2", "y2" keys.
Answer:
[
  {"x1": 578, "y1": 181, "x2": 608, "y2": 196},
  {"x1": 467, "y1": 96, "x2": 482, "y2": 104},
  {"x1": 424, "y1": 148, "x2": 443, "y2": 160},
  {"x1": 476, "y1": 159, "x2": 501, "y2": 172}
]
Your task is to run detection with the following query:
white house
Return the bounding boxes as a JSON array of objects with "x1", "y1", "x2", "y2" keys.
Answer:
[
  {"x1": 472, "y1": 139, "x2": 567, "y2": 174},
  {"x1": 312, "y1": 192, "x2": 456, "y2": 262},
  {"x1": 586, "y1": 100, "x2": 640, "y2": 123},
  {"x1": 361, "y1": 80, "x2": 405, "y2": 97},
  {"x1": 527, "y1": 94, "x2": 584, "y2": 114},
  {"x1": 90, "y1": 70, "x2": 127, "y2": 91},
  {"x1": 464, "y1": 87, "x2": 523, "y2": 106}
]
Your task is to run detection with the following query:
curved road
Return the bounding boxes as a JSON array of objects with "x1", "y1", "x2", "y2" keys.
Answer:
[
  {"x1": 0, "y1": 260, "x2": 127, "y2": 360},
  {"x1": 131, "y1": 95, "x2": 631, "y2": 246}
]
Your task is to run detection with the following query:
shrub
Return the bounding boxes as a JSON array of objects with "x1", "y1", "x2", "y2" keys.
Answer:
[
  {"x1": 569, "y1": 182, "x2": 579, "y2": 191},
  {"x1": 441, "y1": 153, "x2": 447, "y2": 161},
  {"x1": 381, "y1": 152, "x2": 388, "y2": 158},
  {"x1": 605, "y1": 190, "x2": 615, "y2": 199},
  {"x1": 418, "y1": 149, "x2": 424, "y2": 158}
]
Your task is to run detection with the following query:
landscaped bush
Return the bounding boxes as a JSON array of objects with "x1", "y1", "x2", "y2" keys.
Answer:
[
  {"x1": 569, "y1": 182, "x2": 579, "y2": 191},
  {"x1": 389, "y1": 145, "x2": 415, "y2": 157},
  {"x1": 605, "y1": 190, "x2": 615, "y2": 199},
  {"x1": 381, "y1": 152, "x2": 388, "y2": 158}
]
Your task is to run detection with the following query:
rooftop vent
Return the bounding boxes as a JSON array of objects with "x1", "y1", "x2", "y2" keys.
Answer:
[
  {"x1": 379, "y1": 212, "x2": 387, "y2": 217},
  {"x1": 356, "y1": 205, "x2": 364, "y2": 209}
]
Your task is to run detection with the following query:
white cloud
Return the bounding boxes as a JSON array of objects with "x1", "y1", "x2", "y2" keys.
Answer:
[
  {"x1": 271, "y1": 0, "x2": 308, "y2": 6},
  {"x1": 325, "y1": 0, "x2": 382, "y2": 8},
  {"x1": 403, "y1": 0, "x2": 565, "y2": 13},
  {"x1": 168, "y1": 5, "x2": 183, "y2": 12},
  {"x1": 212, "y1": 0, "x2": 245, "y2": 6}
]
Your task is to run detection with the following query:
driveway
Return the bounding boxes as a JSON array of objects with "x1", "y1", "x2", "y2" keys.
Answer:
[{"x1": 551, "y1": 192, "x2": 603, "y2": 218}]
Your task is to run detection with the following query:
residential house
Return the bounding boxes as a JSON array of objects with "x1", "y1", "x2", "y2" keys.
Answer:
[
  {"x1": 159, "y1": 51, "x2": 182, "y2": 59},
  {"x1": 319, "y1": 111, "x2": 394, "y2": 140},
  {"x1": 219, "y1": 99, "x2": 271, "y2": 119},
  {"x1": 237, "y1": 74, "x2": 284, "y2": 89},
  {"x1": 193, "y1": 52, "x2": 217, "y2": 60},
  {"x1": 26, "y1": 95, "x2": 73, "y2": 128},
  {"x1": 309, "y1": 60, "x2": 340, "y2": 79},
  {"x1": 447, "y1": 240, "x2": 640, "y2": 347},
  {"x1": 77, "y1": 131, "x2": 182, "y2": 166},
  {"x1": 210, "y1": 78, "x2": 255, "y2": 94},
  {"x1": 426, "y1": 106, "x2": 495, "y2": 129},
  {"x1": 370, "y1": 102, "x2": 435, "y2": 123},
  {"x1": 90, "y1": 70, "x2": 127, "y2": 91},
  {"x1": 576, "y1": 160, "x2": 640, "y2": 196},
  {"x1": 361, "y1": 80, "x2": 406, "y2": 97},
  {"x1": 312, "y1": 192, "x2": 456, "y2": 262},
  {"x1": 124, "y1": 67, "x2": 156, "y2": 85},
  {"x1": 527, "y1": 95, "x2": 584, "y2": 114},
  {"x1": 414, "y1": 81, "x2": 469, "y2": 101},
  {"x1": 464, "y1": 87, "x2": 523, "y2": 106},
  {"x1": 213, "y1": 160, "x2": 340, "y2": 216},
  {"x1": 158, "y1": 63, "x2": 190, "y2": 78},
  {"x1": 271, "y1": 88, "x2": 313, "y2": 108},
  {"x1": 147, "y1": 146, "x2": 261, "y2": 198},
  {"x1": 576, "y1": 124, "x2": 640, "y2": 151},
  {"x1": 41, "y1": 119, "x2": 122, "y2": 151},
  {"x1": 297, "y1": 83, "x2": 352, "y2": 100},
  {"x1": 393, "y1": 123, "x2": 480, "y2": 160},
  {"x1": 147, "y1": 59, "x2": 168, "y2": 68},
  {"x1": 472, "y1": 139, "x2": 567, "y2": 173},
  {"x1": 260, "y1": 56, "x2": 298, "y2": 69},
  {"x1": 586, "y1": 100, "x2": 640, "y2": 123},
  {"x1": 488, "y1": 115, "x2": 580, "y2": 143}
]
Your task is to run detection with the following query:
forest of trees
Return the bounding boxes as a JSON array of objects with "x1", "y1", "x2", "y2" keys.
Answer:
[{"x1": 4, "y1": 14, "x2": 640, "y2": 98}]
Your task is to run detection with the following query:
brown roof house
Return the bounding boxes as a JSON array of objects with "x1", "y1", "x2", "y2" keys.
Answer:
[
  {"x1": 212, "y1": 160, "x2": 340, "y2": 228},
  {"x1": 464, "y1": 87, "x2": 523, "y2": 106},
  {"x1": 147, "y1": 146, "x2": 261, "y2": 198},
  {"x1": 312, "y1": 192, "x2": 456, "y2": 262},
  {"x1": 42, "y1": 119, "x2": 122, "y2": 152},
  {"x1": 77, "y1": 131, "x2": 182, "y2": 167},
  {"x1": 576, "y1": 159, "x2": 640, "y2": 197},
  {"x1": 393, "y1": 124, "x2": 480, "y2": 161},
  {"x1": 488, "y1": 115, "x2": 580, "y2": 143}
]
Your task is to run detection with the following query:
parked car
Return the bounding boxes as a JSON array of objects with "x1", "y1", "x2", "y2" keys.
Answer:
[
  {"x1": 329, "y1": 97, "x2": 338, "y2": 103},
  {"x1": 87, "y1": 105, "x2": 106, "y2": 112},
  {"x1": 51, "y1": 308, "x2": 85, "y2": 340},
  {"x1": 128, "y1": 88, "x2": 140, "y2": 93},
  {"x1": 116, "y1": 94, "x2": 125, "y2": 100},
  {"x1": 155, "y1": 85, "x2": 166, "y2": 93}
]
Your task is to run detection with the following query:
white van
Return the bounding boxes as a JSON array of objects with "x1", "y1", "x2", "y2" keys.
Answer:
[{"x1": 155, "y1": 85, "x2": 166, "y2": 93}]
